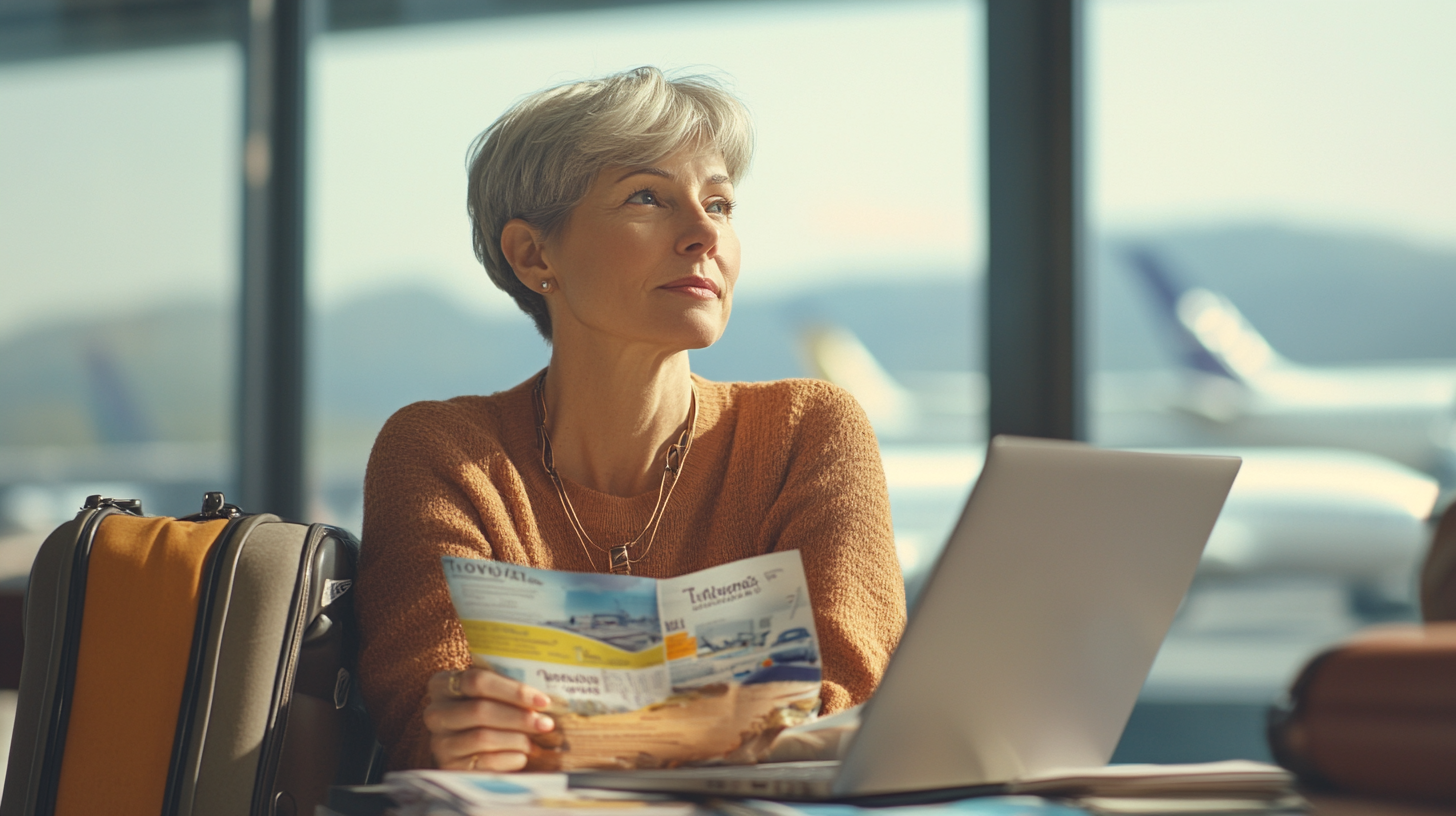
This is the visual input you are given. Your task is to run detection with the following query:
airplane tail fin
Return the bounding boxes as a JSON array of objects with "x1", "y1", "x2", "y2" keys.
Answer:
[
  {"x1": 799, "y1": 325, "x2": 916, "y2": 437},
  {"x1": 84, "y1": 342, "x2": 152, "y2": 444},
  {"x1": 1124, "y1": 246, "x2": 1286, "y2": 384}
]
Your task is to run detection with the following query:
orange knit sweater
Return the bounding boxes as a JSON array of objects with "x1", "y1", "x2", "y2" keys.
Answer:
[{"x1": 356, "y1": 375, "x2": 907, "y2": 771}]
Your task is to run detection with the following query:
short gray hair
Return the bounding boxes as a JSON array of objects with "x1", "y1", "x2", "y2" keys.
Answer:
[{"x1": 467, "y1": 66, "x2": 753, "y2": 340}]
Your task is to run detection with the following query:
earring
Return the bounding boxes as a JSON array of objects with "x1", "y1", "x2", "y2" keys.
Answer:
[{"x1": 539, "y1": 280, "x2": 552, "y2": 292}]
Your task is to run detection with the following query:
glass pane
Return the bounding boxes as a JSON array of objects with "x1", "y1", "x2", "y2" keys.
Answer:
[
  {"x1": 0, "y1": 45, "x2": 241, "y2": 542},
  {"x1": 0, "y1": 43, "x2": 240, "y2": 774},
  {"x1": 307, "y1": 0, "x2": 987, "y2": 601},
  {"x1": 1089, "y1": 0, "x2": 1456, "y2": 761}
]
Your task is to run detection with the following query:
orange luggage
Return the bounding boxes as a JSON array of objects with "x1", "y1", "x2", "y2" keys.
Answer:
[{"x1": 0, "y1": 493, "x2": 381, "y2": 816}]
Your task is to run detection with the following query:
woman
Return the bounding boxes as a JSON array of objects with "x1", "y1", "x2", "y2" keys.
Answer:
[{"x1": 357, "y1": 66, "x2": 906, "y2": 773}]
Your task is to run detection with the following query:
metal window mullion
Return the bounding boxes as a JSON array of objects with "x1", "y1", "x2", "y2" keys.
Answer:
[
  {"x1": 985, "y1": 0, "x2": 1084, "y2": 441},
  {"x1": 238, "y1": 0, "x2": 312, "y2": 520}
]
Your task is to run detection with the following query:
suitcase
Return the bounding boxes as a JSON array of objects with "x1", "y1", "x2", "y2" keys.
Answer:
[{"x1": 0, "y1": 492, "x2": 383, "y2": 816}]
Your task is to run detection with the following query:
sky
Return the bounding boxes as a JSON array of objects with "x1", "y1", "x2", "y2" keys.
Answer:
[
  {"x1": 0, "y1": 43, "x2": 242, "y2": 337},
  {"x1": 1, "y1": 0, "x2": 1453, "y2": 338},
  {"x1": 1090, "y1": 0, "x2": 1456, "y2": 242}
]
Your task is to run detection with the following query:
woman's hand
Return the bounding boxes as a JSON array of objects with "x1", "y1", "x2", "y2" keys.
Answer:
[{"x1": 423, "y1": 658, "x2": 556, "y2": 771}]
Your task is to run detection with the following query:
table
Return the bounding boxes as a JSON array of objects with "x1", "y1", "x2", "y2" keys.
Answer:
[{"x1": 1306, "y1": 793, "x2": 1453, "y2": 816}]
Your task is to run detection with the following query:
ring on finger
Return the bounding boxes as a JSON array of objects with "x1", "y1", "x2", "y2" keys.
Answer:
[
  {"x1": 447, "y1": 669, "x2": 464, "y2": 699},
  {"x1": 468, "y1": 753, "x2": 480, "y2": 771}
]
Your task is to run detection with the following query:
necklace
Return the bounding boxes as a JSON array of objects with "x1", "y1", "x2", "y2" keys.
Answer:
[{"x1": 532, "y1": 369, "x2": 698, "y2": 575}]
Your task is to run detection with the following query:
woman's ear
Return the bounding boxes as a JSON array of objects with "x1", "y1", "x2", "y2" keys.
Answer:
[{"x1": 500, "y1": 219, "x2": 548, "y2": 289}]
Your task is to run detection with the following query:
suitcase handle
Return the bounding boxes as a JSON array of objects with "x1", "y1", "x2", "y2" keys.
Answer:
[
  {"x1": 81, "y1": 495, "x2": 143, "y2": 515},
  {"x1": 180, "y1": 492, "x2": 243, "y2": 522}
]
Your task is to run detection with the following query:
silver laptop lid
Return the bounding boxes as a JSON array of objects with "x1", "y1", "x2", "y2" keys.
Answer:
[{"x1": 837, "y1": 437, "x2": 1240, "y2": 797}]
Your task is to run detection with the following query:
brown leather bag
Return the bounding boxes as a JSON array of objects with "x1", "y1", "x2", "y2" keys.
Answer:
[{"x1": 1267, "y1": 624, "x2": 1456, "y2": 805}]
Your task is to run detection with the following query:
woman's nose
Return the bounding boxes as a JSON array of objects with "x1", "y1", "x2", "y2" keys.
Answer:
[{"x1": 676, "y1": 208, "x2": 720, "y2": 258}]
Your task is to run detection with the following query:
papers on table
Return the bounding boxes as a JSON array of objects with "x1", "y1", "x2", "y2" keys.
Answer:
[
  {"x1": 376, "y1": 761, "x2": 1301, "y2": 816},
  {"x1": 383, "y1": 771, "x2": 699, "y2": 816},
  {"x1": 1009, "y1": 761, "x2": 1294, "y2": 798},
  {"x1": 1011, "y1": 762, "x2": 1304, "y2": 815}
]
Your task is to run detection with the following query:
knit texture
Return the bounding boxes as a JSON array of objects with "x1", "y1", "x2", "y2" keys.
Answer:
[{"x1": 357, "y1": 375, "x2": 907, "y2": 770}]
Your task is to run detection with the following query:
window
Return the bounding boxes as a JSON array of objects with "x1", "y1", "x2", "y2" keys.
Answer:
[
  {"x1": 0, "y1": 44, "x2": 241, "y2": 535},
  {"x1": 1088, "y1": 0, "x2": 1456, "y2": 761}
]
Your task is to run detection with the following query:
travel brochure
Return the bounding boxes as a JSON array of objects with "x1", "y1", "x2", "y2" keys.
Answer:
[{"x1": 442, "y1": 550, "x2": 823, "y2": 770}]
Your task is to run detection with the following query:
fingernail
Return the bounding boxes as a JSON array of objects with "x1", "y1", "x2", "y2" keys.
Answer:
[
  {"x1": 535, "y1": 714, "x2": 555, "y2": 732},
  {"x1": 532, "y1": 692, "x2": 551, "y2": 708}
]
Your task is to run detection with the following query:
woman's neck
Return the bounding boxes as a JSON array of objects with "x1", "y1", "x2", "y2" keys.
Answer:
[{"x1": 540, "y1": 345, "x2": 694, "y2": 498}]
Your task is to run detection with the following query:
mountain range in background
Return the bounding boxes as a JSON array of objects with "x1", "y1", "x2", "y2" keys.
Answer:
[{"x1": 4, "y1": 223, "x2": 1456, "y2": 454}]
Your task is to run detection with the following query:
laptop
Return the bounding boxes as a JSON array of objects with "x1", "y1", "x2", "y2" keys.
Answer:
[{"x1": 569, "y1": 435, "x2": 1242, "y2": 801}]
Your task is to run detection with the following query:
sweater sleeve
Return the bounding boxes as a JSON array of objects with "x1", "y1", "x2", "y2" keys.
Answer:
[
  {"x1": 356, "y1": 401, "x2": 496, "y2": 771},
  {"x1": 761, "y1": 382, "x2": 907, "y2": 714}
]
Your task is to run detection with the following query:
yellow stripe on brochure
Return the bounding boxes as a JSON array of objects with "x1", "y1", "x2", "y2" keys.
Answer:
[{"x1": 462, "y1": 620, "x2": 666, "y2": 669}]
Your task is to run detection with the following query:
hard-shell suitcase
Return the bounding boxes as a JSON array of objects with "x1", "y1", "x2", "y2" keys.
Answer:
[{"x1": 0, "y1": 492, "x2": 382, "y2": 816}]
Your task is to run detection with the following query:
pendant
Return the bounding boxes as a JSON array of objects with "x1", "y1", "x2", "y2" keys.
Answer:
[{"x1": 609, "y1": 545, "x2": 632, "y2": 575}]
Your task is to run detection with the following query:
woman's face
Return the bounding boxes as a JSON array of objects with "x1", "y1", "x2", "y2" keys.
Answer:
[{"x1": 539, "y1": 144, "x2": 739, "y2": 355}]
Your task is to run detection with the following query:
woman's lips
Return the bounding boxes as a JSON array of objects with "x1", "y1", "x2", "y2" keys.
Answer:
[{"x1": 660, "y1": 276, "x2": 721, "y2": 299}]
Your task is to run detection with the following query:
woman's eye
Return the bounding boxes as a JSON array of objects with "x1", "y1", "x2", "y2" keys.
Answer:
[
  {"x1": 626, "y1": 189, "x2": 659, "y2": 206},
  {"x1": 706, "y1": 199, "x2": 735, "y2": 216}
]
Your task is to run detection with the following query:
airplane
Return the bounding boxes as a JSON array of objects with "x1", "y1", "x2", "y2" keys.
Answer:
[
  {"x1": 801, "y1": 247, "x2": 1456, "y2": 480},
  {"x1": 1108, "y1": 247, "x2": 1456, "y2": 480},
  {"x1": 798, "y1": 246, "x2": 1456, "y2": 480},
  {"x1": 801, "y1": 249, "x2": 1453, "y2": 613}
]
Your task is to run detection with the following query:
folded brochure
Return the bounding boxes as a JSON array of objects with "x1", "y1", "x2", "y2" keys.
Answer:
[{"x1": 443, "y1": 550, "x2": 823, "y2": 771}]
